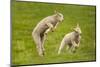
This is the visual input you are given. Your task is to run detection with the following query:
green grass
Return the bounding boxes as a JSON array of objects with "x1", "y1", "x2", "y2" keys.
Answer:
[{"x1": 12, "y1": 1, "x2": 96, "y2": 65}]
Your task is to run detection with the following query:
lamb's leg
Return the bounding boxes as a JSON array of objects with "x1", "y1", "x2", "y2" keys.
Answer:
[
  {"x1": 71, "y1": 41, "x2": 77, "y2": 53},
  {"x1": 44, "y1": 28, "x2": 51, "y2": 35},
  {"x1": 41, "y1": 33, "x2": 47, "y2": 53},
  {"x1": 45, "y1": 23, "x2": 53, "y2": 34},
  {"x1": 66, "y1": 46, "x2": 69, "y2": 50},
  {"x1": 58, "y1": 40, "x2": 65, "y2": 55},
  {"x1": 66, "y1": 44, "x2": 72, "y2": 53},
  {"x1": 76, "y1": 38, "x2": 81, "y2": 48},
  {"x1": 32, "y1": 33, "x2": 44, "y2": 57},
  {"x1": 76, "y1": 36, "x2": 81, "y2": 48},
  {"x1": 52, "y1": 22, "x2": 59, "y2": 32}
]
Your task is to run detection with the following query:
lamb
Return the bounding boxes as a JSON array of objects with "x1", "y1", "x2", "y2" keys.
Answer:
[
  {"x1": 32, "y1": 11, "x2": 64, "y2": 56},
  {"x1": 58, "y1": 24, "x2": 82, "y2": 54}
]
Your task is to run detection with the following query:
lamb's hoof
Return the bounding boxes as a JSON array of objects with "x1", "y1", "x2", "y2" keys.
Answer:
[
  {"x1": 39, "y1": 54, "x2": 44, "y2": 57},
  {"x1": 75, "y1": 46, "x2": 78, "y2": 49},
  {"x1": 44, "y1": 33, "x2": 47, "y2": 35},
  {"x1": 72, "y1": 50, "x2": 76, "y2": 53},
  {"x1": 39, "y1": 52, "x2": 44, "y2": 57},
  {"x1": 52, "y1": 30, "x2": 54, "y2": 32},
  {"x1": 42, "y1": 52, "x2": 45, "y2": 56}
]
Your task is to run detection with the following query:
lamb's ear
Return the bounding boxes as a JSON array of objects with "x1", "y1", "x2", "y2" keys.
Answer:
[
  {"x1": 77, "y1": 23, "x2": 79, "y2": 27},
  {"x1": 54, "y1": 10, "x2": 59, "y2": 14},
  {"x1": 73, "y1": 28, "x2": 76, "y2": 31},
  {"x1": 73, "y1": 26, "x2": 79, "y2": 32},
  {"x1": 72, "y1": 27, "x2": 76, "y2": 31}
]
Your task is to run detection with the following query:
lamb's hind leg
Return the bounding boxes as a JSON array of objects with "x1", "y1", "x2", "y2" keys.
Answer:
[
  {"x1": 58, "y1": 41, "x2": 65, "y2": 55},
  {"x1": 41, "y1": 33, "x2": 47, "y2": 55},
  {"x1": 32, "y1": 33, "x2": 44, "y2": 57},
  {"x1": 66, "y1": 44, "x2": 72, "y2": 53}
]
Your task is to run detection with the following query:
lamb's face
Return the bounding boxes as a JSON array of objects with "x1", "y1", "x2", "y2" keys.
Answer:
[
  {"x1": 74, "y1": 24, "x2": 82, "y2": 35},
  {"x1": 57, "y1": 13, "x2": 64, "y2": 22},
  {"x1": 54, "y1": 12, "x2": 64, "y2": 22}
]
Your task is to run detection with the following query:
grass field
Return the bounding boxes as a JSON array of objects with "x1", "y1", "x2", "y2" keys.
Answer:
[{"x1": 12, "y1": 1, "x2": 96, "y2": 65}]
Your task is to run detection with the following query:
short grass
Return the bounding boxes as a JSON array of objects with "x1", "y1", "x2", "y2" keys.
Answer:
[{"x1": 12, "y1": 1, "x2": 96, "y2": 65}]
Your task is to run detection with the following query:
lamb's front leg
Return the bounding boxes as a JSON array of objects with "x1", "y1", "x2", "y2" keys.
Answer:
[
  {"x1": 52, "y1": 22, "x2": 59, "y2": 32},
  {"x1": 75, "y1": 42, "x2": 80, "y2": 49},
  {"x1": 41, "y1": 34, "x2": 47, "y2": 51},
  {"x1": 71, "y1": 41, "x2": 77, "y2": 53},
  {"x1": 44, "y1": 28, "x2": 51, "y2": 35},
  {"x1": 44, "y1": 23, "x2": 54, "y2": 35},
  {"x1": 76, "y1": 36, "x2": 81, "y2": 48}
]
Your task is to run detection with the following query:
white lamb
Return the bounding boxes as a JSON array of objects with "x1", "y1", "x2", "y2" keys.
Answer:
[
  {"x1": 58, "y1": 24, "x2": 82, "y2": 54},
  {"x1": 32, "y1": 11, "x2": 64, "y2": 56}
]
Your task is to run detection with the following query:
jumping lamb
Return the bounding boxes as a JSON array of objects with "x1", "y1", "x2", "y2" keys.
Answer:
[
  {"x1": 32, "y1": 11, "x2": 64, "y2": 56},
  {"x1": 58, "y1": 24, "x2": 82, "y2": 54}
]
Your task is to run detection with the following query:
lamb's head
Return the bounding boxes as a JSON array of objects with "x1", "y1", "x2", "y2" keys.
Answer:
[
  {"x1": 54, "y1": 11, "x2": 64, "y2": 22},
  {"x1": 73, "y1": 24, "x2": 82, "y2": 35}
]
